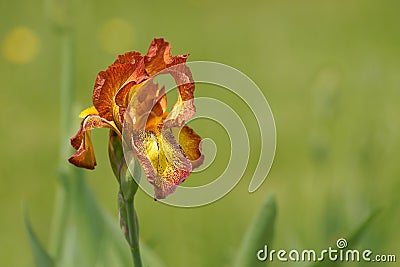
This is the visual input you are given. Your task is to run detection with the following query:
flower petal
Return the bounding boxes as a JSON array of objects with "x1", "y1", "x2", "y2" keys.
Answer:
[
  {"x1": 127, "y1": 125, "x2": 192, "y2": 199},
  {"x1": 114, "y1": 81, "x2": 141, "y2": 124},
  {"x1": 92, "y1": 51, "x2": 147, "y2": 121},
  {"x1": 144, "y1": 38, "x2": 174, "y2": 76},
  {"x1": 145, "y1": 38, "x2": 195, "y2": 128},
  {"x1": 123, "y1": 81, "x2": 168, "y2": 131},
  {"x1": 79, "y1": 106, "x2": 98, "y2": 118},
  {"x1": 179, "y1": 125, "x2": 204, "y2": 169},
  {"x1": 69, "y1": 130, "x2": 97, "y2": 169},
  {"x1": 69, "y1": 114, "x2": 119, "y2": 169}
]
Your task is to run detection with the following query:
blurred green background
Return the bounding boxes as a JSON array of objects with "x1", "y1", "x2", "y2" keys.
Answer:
[{"x1": 1, "y1": 0, "x2": 399, "y2": 266}]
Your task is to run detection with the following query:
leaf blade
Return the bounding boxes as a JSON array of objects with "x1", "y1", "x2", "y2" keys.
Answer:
[
  {"x1": 309, "y1": 209, "x2": 381, "y2": 267},
  {"x1": 234, "y1": 194, "x2": 277, "y2": 267},
  {"x1": 24, "y1": 213, "x2": 55, "y2": 267}
]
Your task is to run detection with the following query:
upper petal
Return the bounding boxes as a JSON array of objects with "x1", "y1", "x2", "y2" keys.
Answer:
[
  {"x1": 69, "y1": 114, "x2": 119, "y2": 169},
  {"x1": 114, "y1": 81, "x2": 141, "y2": 125},
  {"x1": 162, "y1": 62, "x2": 196, "y2": 128},
  {"x1": 123, "y1": 80, "x2": 168, "y2": 131},
  {"x1": 92, "y1": 51, "x2": 147, "y2": 121},
  {"x1": 144, "y1": 39, "x2": 195, "y2": 128},
  {"x1": 144, "y1": 38, "x2": 175, "y2": 76}
]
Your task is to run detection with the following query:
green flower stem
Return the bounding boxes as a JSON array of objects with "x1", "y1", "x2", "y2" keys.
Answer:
[
  {"x1": 124, "y1": 198, "x2": 142, "y2": 267},
  {"x1": 109, "y1": 130, "x2": 142, "y2": 266}
]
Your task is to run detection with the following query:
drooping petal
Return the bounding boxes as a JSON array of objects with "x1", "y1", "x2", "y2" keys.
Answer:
[
  {"x1": 69, "y1": 130, "x2": 97, "y2": 169},
  {"x1": 178, "y1": 125, "x2": 204, "y2": 168},
  {"x1": 127, "y1": 124, "x2": 192, "y2": 199},
  {"x1": 69, "y1": 114, "x2": 119, "y2": 169},
  {"x1": 92, "y1": 52, "x2": 147, "y2": 121}
]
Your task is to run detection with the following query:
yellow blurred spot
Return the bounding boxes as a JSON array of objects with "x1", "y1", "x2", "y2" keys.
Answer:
[
  {"x1": 2, "y1": 27, "x2": 40, "y2": 64},
  {"x1": 98, "y1": 19, "x2": 135, "y2": 54}
]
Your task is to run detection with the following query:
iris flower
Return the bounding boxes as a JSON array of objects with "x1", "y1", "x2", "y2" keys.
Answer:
[{"x1": 69, "y1": 38, "x2": 203, "y2": 199}]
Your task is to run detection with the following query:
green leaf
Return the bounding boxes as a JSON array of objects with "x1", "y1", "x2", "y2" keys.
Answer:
[
  {"x1": 93, "y1": 211, "x2": 132, "y2": 267},
  {"x1": 42, "y1": 170, "x2": 132, "y2": 267},
  {"x1": 48, "y1": 167, "x2": 75, "y2": 261},
  {"x1": 24, "y1": 213, "x2": 55, "y2": 267},
  {"x1": 234, "y1": 194, "x2": 277, "y2": 267},
  {"x1": 346, "y1": 209, "x2": 381, "y2": 246},
  {"x1": 58, "y1": 175, "x2": 127, "y2": 267},
  {"x1": 141, "y1": 242, "x2": 167, "y2": 267},
  {"x1": 32, "y1": 133, "x2": 163, "y2": 267},
  {"x1": 47, "y1": 169, "x2": 165, "y2": 267},
  {"x1": 309, "y1": 209, "x2": 381, "y2": 267}
]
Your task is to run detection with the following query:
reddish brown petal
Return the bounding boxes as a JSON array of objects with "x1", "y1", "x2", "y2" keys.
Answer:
[
  {"x1": 114, "y1": 81, "x2": 139, "y2": 124},
  {"x1": 69, "y1": 115, "x2": 118, "y2": 169},
  {"x1": 162, "y1": 59, "x2": 196, "y2": 128},
  {"x1": 142, "y1": 39, "x2": 196, "y2": 128},
  {"x1": 167, "y1": 55, "x2": 194, "y2": 101},
  {"x1": 114, "y1": 51, "x2": 142, "y2": 65},
  {"x1": 179, "y1": 125, "x2": 204, "y2": 169},
  {"x1": 92, "y1": 52, "x2": 147, "y2": 121},
  {"x1": 144, "y1": 38, "x2": 173, "y2": 76},
  {"x1": 144, "y1": 39, "x2": 194, "y2": 98}
]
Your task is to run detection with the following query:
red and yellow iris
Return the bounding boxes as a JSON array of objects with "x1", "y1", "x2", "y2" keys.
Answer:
[{"x1": 69, "y1": 38, "x2": 203, "y2": 199}]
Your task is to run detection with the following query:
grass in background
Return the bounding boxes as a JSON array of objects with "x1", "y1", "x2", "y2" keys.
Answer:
[{"x1": 1, "y1": 0, "x2": 399, "y2": 266}]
